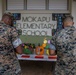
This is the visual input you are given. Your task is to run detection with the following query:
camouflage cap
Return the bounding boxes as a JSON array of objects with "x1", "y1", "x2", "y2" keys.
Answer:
[
  {"x1": 3, "y1": 12, "x2": 15, "y2": 20},
  {"x1": 3, "y1": 12, "x2": 13, "y2": 17}
]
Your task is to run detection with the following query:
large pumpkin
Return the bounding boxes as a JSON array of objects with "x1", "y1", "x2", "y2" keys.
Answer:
[{"x1": 35, "y1": 46, "x2": 44, "y2": 55}]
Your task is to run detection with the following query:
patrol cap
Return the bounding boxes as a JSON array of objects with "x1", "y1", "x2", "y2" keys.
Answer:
[{"x1": 2, "y1": 12, "x2": 15, "y2": 20}]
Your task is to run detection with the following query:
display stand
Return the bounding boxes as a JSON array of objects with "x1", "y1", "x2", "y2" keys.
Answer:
[{"x1": 17, "y1": 54, "x2": 57, "y2": 61}]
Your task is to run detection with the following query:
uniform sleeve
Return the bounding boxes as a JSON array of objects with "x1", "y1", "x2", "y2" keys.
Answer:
[
  {"x1": 10, "y1": 27, "x2": 22, "y2": 48},
  {"x1": 51, "y1": 31, "x2": 57, "y2": 45},
  {"x1": 50, "y1": 32, "x2": 58, "y2": 50},
  {"x1": 49, "y1": 35, "x2": 56, "y2": 50},
  {"x1": 10, "y1": 27, "x2": 19, "y2": 42},
  {"x1": 51, "y1": 35, "x2": 56, "y2": 46}
]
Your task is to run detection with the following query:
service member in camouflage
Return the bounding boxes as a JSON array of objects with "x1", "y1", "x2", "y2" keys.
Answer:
[
  {"x1": 50, "y1": 16, "x2": 76, "y2": 75},
  {"x1": 0, "y1": 13, "x2": 23, "y2": 75}
]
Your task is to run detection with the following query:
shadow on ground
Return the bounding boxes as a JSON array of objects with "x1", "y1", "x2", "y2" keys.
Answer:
[{"x1": 19, "y1": 60, "x2": 56, "y2": 75}]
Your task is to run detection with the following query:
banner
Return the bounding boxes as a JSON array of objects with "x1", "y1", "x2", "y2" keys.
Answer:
[{"x1": 16, "y1": 14, "x2": 57, "y2": 36}]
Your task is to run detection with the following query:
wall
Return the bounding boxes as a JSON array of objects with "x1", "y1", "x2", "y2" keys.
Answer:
[
  {"x1": 0, "y1": 0, "x2": 76, "y2": 44},
  {"x1": 72, "y1": 0, "x2": 76, "y2": 28}
]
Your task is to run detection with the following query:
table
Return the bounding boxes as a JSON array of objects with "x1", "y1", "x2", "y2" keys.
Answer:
[{"x1": 17, "y1": 54, "x2": 57, "y2": 61}]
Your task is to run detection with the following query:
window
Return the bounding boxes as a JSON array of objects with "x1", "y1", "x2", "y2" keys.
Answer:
[
  {"x1": 7, "y1": 0, "x2": 24, "y2": 10},
  {"x1": 27, "y1": 0, "x2": 46, "y2": 10},
  {"x1": 49, "y1": 0, "x2": 68, "y2": 10},
  {"x1": 6, "y1": 0, "x2": 68, "y2": 11}
]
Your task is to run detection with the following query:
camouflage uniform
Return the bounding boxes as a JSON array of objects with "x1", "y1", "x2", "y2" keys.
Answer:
[
  {"x1": 0, "y1": 22, "x2": 21, "y2": 75},
  {"x1": 51, "y1": 26, "x2": 76, "y2": 75}
]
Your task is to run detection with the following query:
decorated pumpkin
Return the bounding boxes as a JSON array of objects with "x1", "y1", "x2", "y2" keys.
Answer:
[
  {"x1": 42, "y1": 38, "x2": 47, "y2": 48},
  {"x1": 35, "y1": 46, "x2": 44, "y2": 55},
  {"x1": 23, "y1": 48, "x2": 32, "y2": 54},
  {"x1": 42, "y1": 43, "x2": 46, "y2": 48},
  {"x1": 43, "y1": 38, "x2": 47, "y2": 44}
]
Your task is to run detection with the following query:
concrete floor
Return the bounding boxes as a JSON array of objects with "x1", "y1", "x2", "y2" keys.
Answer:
[{"x1": 19, "y1": 60, "x2": 56, "y2": 75}]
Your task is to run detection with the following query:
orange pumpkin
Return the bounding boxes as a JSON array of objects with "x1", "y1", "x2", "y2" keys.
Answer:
[
  {"x1": 42, "y1": 43, "x2": 46, "y2": 48},
  {"x1": 35, "y1": 46, "x2": 44, "y2": 55}
]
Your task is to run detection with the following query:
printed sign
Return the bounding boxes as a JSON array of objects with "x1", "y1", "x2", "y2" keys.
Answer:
[{"x1": 16, "y1": 14, "x2": 57, "y2": 36}]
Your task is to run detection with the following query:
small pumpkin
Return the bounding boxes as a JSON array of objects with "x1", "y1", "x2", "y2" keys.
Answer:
[
  {"x1": 42, "y1": 43, "x2": 46, "y2": 48},
  {"x1": 23, "y1": 48, "x2": 32, "y2": 54},
  {"x1": 35, "y1": 46, "x2": 44, "y2": 55},
  {"x1": 43, "y1": 38, "x2": 47, "y2": 44}
]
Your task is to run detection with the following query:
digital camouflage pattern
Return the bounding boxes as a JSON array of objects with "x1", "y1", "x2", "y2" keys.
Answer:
[
  {"x1": 52, "y1": 26, "x2": 76, "y2": 75},
  {"x1": 0, "y1": 22, "x2": 21, "y2": 75}
]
